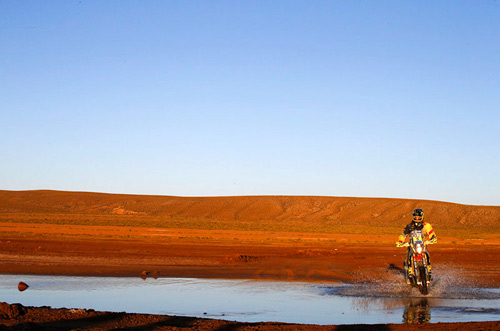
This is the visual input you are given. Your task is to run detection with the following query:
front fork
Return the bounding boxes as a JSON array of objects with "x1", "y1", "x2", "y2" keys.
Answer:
[{"x1": 412, "y1": 256, "x2": 430, "y2": 285}]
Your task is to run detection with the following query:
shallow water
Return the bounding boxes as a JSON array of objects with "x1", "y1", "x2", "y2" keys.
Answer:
[{"x1": 0, "y1": 274, "x2": 499, "y2": 325}]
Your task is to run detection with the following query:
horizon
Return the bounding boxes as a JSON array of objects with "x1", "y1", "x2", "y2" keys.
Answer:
[{"x1": 1, "y1": 1, "x2": 499, "y2": 206}]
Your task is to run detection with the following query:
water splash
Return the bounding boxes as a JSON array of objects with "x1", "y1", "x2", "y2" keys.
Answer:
[{"x1": 317, "y1": 264, "x2": 500, "y2": 300}]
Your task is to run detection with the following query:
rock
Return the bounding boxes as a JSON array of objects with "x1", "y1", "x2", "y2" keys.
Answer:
[
  {"x1": 0, "y1": 302, "x2": 26, "y2": 319},
  {"x1": 18, "y1": 282, "x2": 29, "y2": 292}
]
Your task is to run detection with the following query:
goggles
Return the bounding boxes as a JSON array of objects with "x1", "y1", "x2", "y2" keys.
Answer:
[{"x1": 413, "y1": 216, "x2": 422, "y2": 221}]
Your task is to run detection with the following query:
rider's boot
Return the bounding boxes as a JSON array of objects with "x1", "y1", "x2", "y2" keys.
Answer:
[
  {"x1": 425, "y1": 252, "x2": 432, "y2": 281},
  {"x1": 405, "y1": 274, "x2": 411, "y2": 285},
  {"x1": 405, "y1": 260, "x2": 412, "y2": 285}
]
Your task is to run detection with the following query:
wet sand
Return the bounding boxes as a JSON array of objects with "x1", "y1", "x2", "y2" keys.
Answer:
[{"x1": 1, "y1": 224, "x2": 500, "y2": 286}]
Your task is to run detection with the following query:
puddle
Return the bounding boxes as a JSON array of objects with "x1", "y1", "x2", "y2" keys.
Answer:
[{"x1": 0, "y1": 274, "x2": 499, "y2": 325}]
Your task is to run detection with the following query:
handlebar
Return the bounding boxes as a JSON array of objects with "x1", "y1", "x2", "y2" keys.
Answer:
[{"x1": 396, "y1": 240, "x2": 436, "y2": 247}]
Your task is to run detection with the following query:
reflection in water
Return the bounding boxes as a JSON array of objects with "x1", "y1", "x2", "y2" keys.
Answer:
[
  {"x1": 347, "y1": 296, "x2": 434, "y2": 324},
  {"x1": 403, "y1": 298, "x2": 431, "y2": 324},
  {"x1": 0, "y1": 275, "x2": 499, "y2": 325},
  {"x1": 319, "y1": 267, "x2": 500, "y2": 325}
]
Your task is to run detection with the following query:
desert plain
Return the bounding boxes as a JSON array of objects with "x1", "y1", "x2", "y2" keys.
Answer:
[{"x1": 1, "y1": 189, "x2": 499, "y2": 330}]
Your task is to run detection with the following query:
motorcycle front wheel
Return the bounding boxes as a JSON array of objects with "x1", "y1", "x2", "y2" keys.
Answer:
[{"x1": 418, "y1": 266, "x2": 429, "y2": 295}]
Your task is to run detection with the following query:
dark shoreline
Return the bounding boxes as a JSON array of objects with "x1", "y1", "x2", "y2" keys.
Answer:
[{"x1": 1, "y1": 302, "x2": 500, "y2": 331}]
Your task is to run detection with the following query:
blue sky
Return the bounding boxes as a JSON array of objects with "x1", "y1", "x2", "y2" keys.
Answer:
[{"x1": 1, "y1": 1, "x2": 499, "y2": 206}]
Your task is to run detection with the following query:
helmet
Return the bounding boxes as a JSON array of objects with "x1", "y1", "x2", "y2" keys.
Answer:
[{"x1": 412, "y1": 208, "x2": 424, "y2": 225}]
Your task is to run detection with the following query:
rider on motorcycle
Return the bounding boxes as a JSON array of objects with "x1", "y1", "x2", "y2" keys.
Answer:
[{"x1": 397, "y1": 208, "x2": 437, "y2": 283}]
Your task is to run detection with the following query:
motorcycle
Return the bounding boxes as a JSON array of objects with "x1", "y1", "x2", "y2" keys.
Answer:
[{"x1": 398, "y1": 234, "x2": 435, "y2": 295}]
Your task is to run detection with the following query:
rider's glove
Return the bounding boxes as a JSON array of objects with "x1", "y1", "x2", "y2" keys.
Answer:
[
  {"x1": 396, "y1": 241, "x2": 403, "y2": 247},
  {"x1": 429, "y1": 237, "x2": 437, "y2": 244}
]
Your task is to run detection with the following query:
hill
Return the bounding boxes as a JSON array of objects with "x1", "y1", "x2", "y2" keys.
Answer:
[{"x1": 1, "y1": 190, "x2": 498, "y2": 230}]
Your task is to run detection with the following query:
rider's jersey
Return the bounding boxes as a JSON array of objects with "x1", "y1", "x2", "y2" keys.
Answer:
[{"x1": 398, "y1": 221, "x2": 436, "y2": 243}]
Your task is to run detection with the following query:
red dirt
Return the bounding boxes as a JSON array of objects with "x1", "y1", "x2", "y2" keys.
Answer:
[{"x1": 1, "y1": 231, "x2": 500, "y2": 286}]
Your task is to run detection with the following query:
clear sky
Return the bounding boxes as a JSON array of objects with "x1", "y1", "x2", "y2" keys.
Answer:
[{"x1": 1, "y1": 1, "x2": 499, "y2": 206}]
